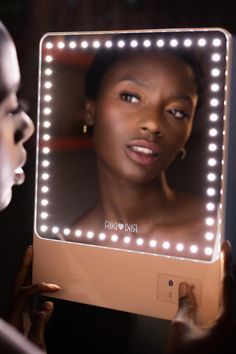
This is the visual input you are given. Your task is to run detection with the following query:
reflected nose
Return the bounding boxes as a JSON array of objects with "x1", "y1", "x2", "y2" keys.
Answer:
[
  {"x1": 139, "y1": 107, "x2": 163, "y2": 137},
  {"x1": 15, "y1": 111, "x2": 35, "y2": 144}
]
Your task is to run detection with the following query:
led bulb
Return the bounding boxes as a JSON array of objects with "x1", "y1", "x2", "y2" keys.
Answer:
[
  {"x1": 69, "y1": 41, "x2": 77, "y2": 48},
  {"x1": 99, "y1": 233, "x2": 106, "y2": 240},
  {"x1": 45, "y1": 42, "x2": 53, "y2": 49},
  {"x1": 45, "y1": 55, "x2": 53, "y2": 63},
  {"x1": 75, "y1": 229, "x2": 82, "y2": 237},
  {"x1": 105, "y1": 40, "x2": 113, "y2": 48},
  {"x1": 156, "y1": 39, "x2": 165, "y2": 47},
  {"x1": 136, "y1": 238, "x2": 144, "y2": 246}
]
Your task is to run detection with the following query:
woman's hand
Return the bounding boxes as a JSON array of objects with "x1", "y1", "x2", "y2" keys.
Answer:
[
  {"x1": 9, "y1": 245, "x2": 61, "y2": 351},
  {"x1": 165, "y1": 240, "x2": 236, "y2": 354}
]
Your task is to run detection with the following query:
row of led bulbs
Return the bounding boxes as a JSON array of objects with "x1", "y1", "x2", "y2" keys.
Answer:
[{"x1": 38, "y1": 225, "x2": 214, "y2": 257}]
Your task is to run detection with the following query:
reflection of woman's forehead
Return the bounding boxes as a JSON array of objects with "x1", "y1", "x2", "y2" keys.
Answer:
[{"x1": 103, "y1": 54, "x2": 197, "y2": 94}]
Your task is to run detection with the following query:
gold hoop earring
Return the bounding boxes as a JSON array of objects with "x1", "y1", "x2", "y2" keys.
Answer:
[{"x1": 83, "y1": 124, "x2": 87, "y2": 134}]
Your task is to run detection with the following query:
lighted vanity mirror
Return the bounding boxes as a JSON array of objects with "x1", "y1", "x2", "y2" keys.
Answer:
[{"x1": 35, "y1": 28, "x2": 230, "y2": 262}]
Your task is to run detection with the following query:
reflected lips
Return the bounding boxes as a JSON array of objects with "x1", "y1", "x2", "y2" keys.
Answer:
[{"x1": 125, "y1": 139, "x2": 161, "y2": 166}]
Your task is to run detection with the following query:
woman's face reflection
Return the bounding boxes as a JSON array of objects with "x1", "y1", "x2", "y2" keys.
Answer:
[{"x1": 87, "y1": 52, "x2": 199, "y2": 184}]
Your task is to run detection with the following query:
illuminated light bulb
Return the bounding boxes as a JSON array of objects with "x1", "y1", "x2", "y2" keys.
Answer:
[
  {"x1": 87, "y1": 231, "x2": 94, "y2": 239},
  {"x1": 130, "y1": 40, "x2": 138, "y2": 47},
  {"x1": 211, "y1": 68, "x2": 220, "y2": 77},
  {"x1": 183, "y1": 38, "x2": 192, "y2": 47},
  {"x1": 45, "y1": 42, "x2": 53, "y2": 49},
  {"x1": 40, "y1": 225, "x2": 48, "y2": 232},
  {"x1": 190, "y1": 245, "x2": 198, "y2": 253},
  {"x1": 93, "y1": 40, "x2": 100, "y2": 48},
  {"x1": 52, "y1": 226, "x2": 59, "y2": 234},
  {"x1": 45, "y1": 68, "x2": 53, "y2": 76},
  {"x1": 143, "y1": 39, "x2": 151, "y2": 47},
  {"x1": 208, "y1": 158, "x2": 217, "y2": 166},
  {"x1": 207, "y1": 188, "x2": 216, "y2": 196},
  {"x1": 209, "y1": 128, "x2": 218, "y2": 137},
  {"x1": 149, "y1": 240, "x2": 157, "y2": 248},
  {"x1": 69, "y1": 41, "x2": 77, "y2": 48},
  {"x1": 44, "y1": 81, "x2": 52, "y2": 89},
  {"x1": 176, "y1": 243, "x2": 184, "y2": 251},
  {"x1": 43, "y1": 134, "x2": 50, "y2": 141},
  {"x1": 42, "y1": 173, "x2": 49, "y2": 180},
  {"x1": 206, "y1": 202, "x2": 215, "y2": 211},
  {"x1": 170, "y1": 39, "x2": 178, "y2": 47},
  {"x1": 205, "y1": 217, "x2": 215, "y2": 226},
  {"x1": 198, "y1": 38, "x2": 206, "y2": 47},
  {"x1": 204, "y1": 247, "x2": 213, "y2": 256},
  {"x1": 41, "y1": 199, "x2": 49, "y2": 206},
  {"x1": 220, "y1": 188, "x2": 223, "y2": 195},
  {"x1": 210, "y1": 98, "x2": 219, "y2": 107},
  {"x1": 207, "y1": 172, "x2": 216, "y2": 181},
  {"x1": 43, "y1": 108, "x2": 51, "y2": 115},
  {"x1": 208, "y1": 143, "x2": 217, "y2": 152},
  {"x1": 117, "y1": 40, "x2": 125, "y2": 48},
  {"x1": 58, "y1": 41, "x2": 65, "y2": 49},
  {"x1": 205, "y1": 232, "x2": 214, "y2": 241},
  {"x1": 45, "y1": 55, "x2": 53, "y2": 63},
  {"x1": 99, "y1": 233, "x2": 106, "y2": 240},
  {"x1": 63, "y1": 228, "x2": 71, "y2": 236},
  {"x1": 81, "y1": 41, "x2": 88, "y2": 48},
  {"x1": 211, "y1": 83, "x2": 220, "y2": 92},
  {"x1": 43, "y1": 121, "x2": 51, "y2": 128},
  {"x1": 124, "y1": 236, "x2": 131, "y2": 244},
  {"x1": 212, "y1": 38, "x2": 222, "y2": 47},
  {"x1": 42, "y1": 160, "x2": 50, "y2": 167},
  {"x1": 209, "y1": 113, "x2": 219, "y2": 122},
  {"x1": 41, "y1": 212, "x2": 48, "y2": 219},
  {"x1": 75, "y1": 229, "x2": 82, "y2": 237},
  {"x1": 41, "y1": 186, "x2": 49, "y2": 193},
  {"x1": 136, "y1": 238, "x2": 144, "y2": 246},
  {"x1": 212, "y1": 53, "x2": 221, "y2": 62},
  {"x1": 156, "y1": 39, "x2": 165, "y2": 47},
  {"x1": 162, "y1": 241, "x2": 170, "y2": 250},
  {"x1": 111, "y1": 234, "x2": 118, "y2": 242},
  {"x1": 42, "y1": 147, "x2": 50, "y2": 154},
  {"x1": 105, "y1": 40, "x2": 113, "y2": 48},
  {"x1": 44, "y1": 95, "x2": 52, "y2": 102}
]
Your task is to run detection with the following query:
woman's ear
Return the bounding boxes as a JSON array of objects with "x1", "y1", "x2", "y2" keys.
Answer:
[{"x1": 84, "y1": 99, "x2": 95, "y2": 126}]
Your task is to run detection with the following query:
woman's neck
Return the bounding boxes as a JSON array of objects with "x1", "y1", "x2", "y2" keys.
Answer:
[{"x1": 95, "y1": 167, "x2": 175, "y2": 226}]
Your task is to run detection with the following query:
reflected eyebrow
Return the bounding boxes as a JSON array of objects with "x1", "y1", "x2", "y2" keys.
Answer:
[
  {"x1": 118, "y1": 77, "x2": 150, "y2": 88},
  {"x1": 170, "y1": 94, "x2": 196, "y2": 106}
]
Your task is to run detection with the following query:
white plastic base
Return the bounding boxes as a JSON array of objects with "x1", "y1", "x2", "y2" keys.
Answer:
[{"x1": 33, "y1": 234, "x2": 221, "y2": 325}]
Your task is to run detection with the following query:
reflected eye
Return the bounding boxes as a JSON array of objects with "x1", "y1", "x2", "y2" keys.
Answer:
[
  {"x1": 120, "y1": 92, "x2": 140, "y2": 103},
  {"x1": 168, "y1": 108, "x2": 188, "y2": 120}
]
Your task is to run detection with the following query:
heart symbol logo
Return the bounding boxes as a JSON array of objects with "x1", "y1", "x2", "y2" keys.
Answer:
[{"x1": 118, "y1": 223, "x2": 124, "y2": 230}]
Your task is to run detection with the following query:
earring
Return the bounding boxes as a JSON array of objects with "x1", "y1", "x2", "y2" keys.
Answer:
[
  {"x1": 180, "y1": 147, "x2": 186, "y2": 160},
  {"x1": 83, "y1": 124, "x2": 87, "y2": 134}
]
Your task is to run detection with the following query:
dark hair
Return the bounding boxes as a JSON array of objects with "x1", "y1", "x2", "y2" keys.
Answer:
[{"x1": 85, "y1": 33, "x2": 207, "y2": 110}]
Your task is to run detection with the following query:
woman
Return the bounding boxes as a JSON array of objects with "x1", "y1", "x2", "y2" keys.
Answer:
[
  {"x1": 0, "y1": 20, "x2": 60, "y2": 353},
  {"x1": 72, "y1": 39, "x2": 214, "y2": 258}
]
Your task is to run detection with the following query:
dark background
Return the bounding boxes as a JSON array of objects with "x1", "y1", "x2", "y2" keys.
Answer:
[{"x1": 0, "y1": 1, "x2": 236, "y2": 353}]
